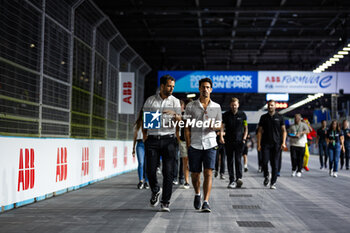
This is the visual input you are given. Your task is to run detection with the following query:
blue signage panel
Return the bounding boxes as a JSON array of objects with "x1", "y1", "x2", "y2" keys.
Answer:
[{"x1": 158, "y1": 71, "x2": 258, "y2": 93}]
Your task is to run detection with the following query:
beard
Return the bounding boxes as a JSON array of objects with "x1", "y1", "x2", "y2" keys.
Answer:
[{"x1": 163, "y1": 90, "x2": 172, "y2": 97}]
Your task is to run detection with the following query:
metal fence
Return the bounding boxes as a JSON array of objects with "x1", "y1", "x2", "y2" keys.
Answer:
[{"x1": 0, "y1": 0, "x2": 151, "y2": 140}]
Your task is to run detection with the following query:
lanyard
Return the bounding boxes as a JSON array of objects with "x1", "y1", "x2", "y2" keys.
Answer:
[{"x1": 331, "y1": 131, "x2": 336, "y2": 146}]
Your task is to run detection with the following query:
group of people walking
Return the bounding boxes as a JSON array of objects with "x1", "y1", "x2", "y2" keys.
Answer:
[
  {"x1": 316, "y1": 119, "x2": 349, "y2": 177},
  {"x1": 131, "y1": 74, "x2": 350, "y2": 213}
]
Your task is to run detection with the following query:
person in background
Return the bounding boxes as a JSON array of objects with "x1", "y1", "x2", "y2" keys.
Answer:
[
  {"x1": 215, "y1": 130, "x2": 226, "y2": 179},
  {"x1": 221, "y1": 97, "x2": 248, "y2": 189},
  {"x1": 257, "y1": 100, "x2": 287, "y2": 189},
  {"x1": 340, "y1": 120, "x2": 350, "y2": 170},
  {"x1": 302, "y1": 119, "x2": 315, "y2": 171},
  {"x1": 178, "y1": 99, "x2": 191, "y2": 189},
  {"x1": 256, "y1": 127, "x2": 263, "y2": 173},
  {"x1": 242, "y1": 134, "x2": 251, "y2": 172},
  {"x1": 132, "y1": 110, "x2": 149, "y2": 189},
  {"x1": 316, "y1": 120, "x2": 328, "y2": 169},
  {"x1": 326, "y1": 120, "x2": 344, "y2": 178},
  {"x1": 288, "y1": 114, "x2": 310, "y2": 178}
]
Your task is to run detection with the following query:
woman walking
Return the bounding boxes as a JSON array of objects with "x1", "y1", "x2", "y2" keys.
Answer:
[
  {"x1": 327, "y1": 120, "x2": 344, "y2": 178},
  {"x1": 132, "y1": 110, "x2": 149, "y2": 189}
]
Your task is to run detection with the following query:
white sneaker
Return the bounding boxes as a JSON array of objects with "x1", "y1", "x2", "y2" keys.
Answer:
[
  {"x1": 329, "y1": 170, "x2": 334, "y2": 176},
  {"x1": 227, "y1": 182, "x2": 236, "y2": 189},
  {"x1": 333, "y1": 172, "x2": 338, "y2": 178},
  {"x1": 296, "y1": 172, "x2": 302, "y2": 177},
  {"x1": 270, "y1": 184, "x2": 276, "y2": 189},
  {"x1": 291, "y1": 171, "x2": 296, "y2": 177}
]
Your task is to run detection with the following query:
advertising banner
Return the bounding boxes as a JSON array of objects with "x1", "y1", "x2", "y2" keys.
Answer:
[
  {"x1": 118, "y1": 72, "x2": 135, "y2": 114},
  {"x1": 158, "y1": 70, "x2": 258, "y2": 93},
  {"x1": 258, "y1": 71, "x2": 337, "y2": 93},
  {"x1": 337, "y1": 72, "x2": 350, "y2": 94},
  {"x1": 0, "y1": 137, "x2": 136, "y2": 208}
]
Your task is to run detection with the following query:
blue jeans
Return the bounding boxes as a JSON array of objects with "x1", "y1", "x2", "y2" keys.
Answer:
[
  {"x1": 328, "y1": 143, "x2": 341, "y2": 172},
  {"x1": 136, "y1": 141, "x2": 148, "y2": 182},
  {"x1": 319, "y1": 140, "x2": 328, "y2": 168}
]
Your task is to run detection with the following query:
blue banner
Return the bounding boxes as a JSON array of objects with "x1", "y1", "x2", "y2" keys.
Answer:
[{"x1": 158, "y1": 71, "x2": 258, "y2": 93}]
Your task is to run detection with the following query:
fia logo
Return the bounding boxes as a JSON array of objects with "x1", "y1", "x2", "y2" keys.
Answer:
[
  {"x1": 99, "y1": 147, "x2": 105, "y2": 171},
  {"x1": 56, "y1": 147, "x2": 67, "y2": 182},
  {"x1": 18, "y1": 148, "x2": 35, "y2": 192},
  {"x1": 143, "y1": 110, "x2": 161, "y2": 129},
  {"x1": 113, "y1": 147, "x2": 118, "y2": 168},
  {"x1": 82, "y1": 147, "x2": 89, "y2": 176}
]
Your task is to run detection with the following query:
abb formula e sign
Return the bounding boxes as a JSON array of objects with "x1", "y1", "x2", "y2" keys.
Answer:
[
  {"x1": 0, "y1": 137, "x2": 136, "y2": 208},
  {"x1": 258, "y1": 71, "x2": 338, "y2": 93}
]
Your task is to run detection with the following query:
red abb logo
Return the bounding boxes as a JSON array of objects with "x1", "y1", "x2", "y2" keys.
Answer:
[
  {"x1": 82, "y1": 147, "x2": 89, "y2": 176},
  {"x1": 56, "y1": 147, "x2": 67, "y2": 182},
  {"x1": 123, "y1": 82, "x2": 132, "y2": 104},
  {"x1": 113, "y1": 147, "x2": 117, "y2": 168},
  {"x1": 265, "y1": 76, "x2": 280, "y2": 83},
  {"x1": 124, "y1": 146, "x2": 128, "y2": 165},
  {"x1": 18, "y1": 148, "x2": 35, "y2": 192},
  {"x1": 99, "y1": 147, "x2": 105, "y2": 171}
]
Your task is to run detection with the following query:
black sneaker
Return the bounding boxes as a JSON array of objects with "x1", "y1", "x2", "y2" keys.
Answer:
[
  {"x1": 150, "y1": 188, "x2": 162, "y2": 207},
  {"x1": 194, "y1": 195, "x2": 201, "y2": 210},
  {"x1": 244, "y1": 167, "x2": 248, "y2": 172},
  {"x1": 144, "y1": 182, "x2": 149, "y2": 189},
  {"x1": 201, "y1": 201, "x2": 211, "y2": 212},
  {"x1": 236, "y1": 178, "x2": 243, "y2": 188},
  {"x1": 214, "y1": 171, "x2": 218, "y2": 178},
  {"x1": 263, "y1": 177, "x2": 270, "y2": 186},
  {"x1": 160, "y1": 203, "x2": 170, "y2": 212},
  {"x1": 137, "y1": 181, "x2": 144, "y2": 189}
]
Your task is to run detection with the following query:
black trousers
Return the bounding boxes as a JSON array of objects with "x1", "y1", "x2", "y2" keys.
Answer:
[
  {"x1": 257, "y1": 151, "x2": 262, "y2": 168},
  {"x1": 145, "y1": 136, "x2": 176, "y2": 204},
  {"x1": 173, "y1": 144, "x2": 184, "y2": 181},
  {"x1": 290, "y1": 146, "x2": 305, "y2": 172},
  {"x1": 215, "y1": 143, "x2": 226, "y2": 174},
  {"x1": 225, "y1": 142, "x2": 243, "y2": 182},
  {"x1": 278, "y1": 150, "x2": 282, "y2": 173},
  {"x1": 262, "y1": 143, "x2": 281, "y2": 185}
]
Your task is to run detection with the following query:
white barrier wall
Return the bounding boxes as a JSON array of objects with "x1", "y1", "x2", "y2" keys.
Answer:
[{"x1": 0, "y1": 137, "x2": 137, "y2": 210}]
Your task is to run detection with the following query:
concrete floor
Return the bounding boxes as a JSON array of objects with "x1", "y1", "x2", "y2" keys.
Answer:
[{"x1": 1, "y1": 150, "x2": 350, "y2": 233}]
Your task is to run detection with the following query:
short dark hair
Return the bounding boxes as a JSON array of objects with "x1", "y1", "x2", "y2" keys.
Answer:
[
  {"x1": 160, "y1": 75, "x2": 175, "y2": 86},
  {"x1": 199, "y1": 78, "x2": 213, "y2": 88},
  {"x1": 267, "y1": 99, "x2": 276, "y2": 104}
]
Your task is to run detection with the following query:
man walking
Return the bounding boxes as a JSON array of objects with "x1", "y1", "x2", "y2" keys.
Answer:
[
  {"x1": 143, "y1": 75, "x2": 181, "y2": 212},
  {"x1": 289, "y1": 114, "x2": 310, "y2": 177},
  {"x1": 257, "y1": 100, "x2": 287, "y2": 189},
  {"x1": 220, "y1": 97, "x2": 248, "y2": 189},
  {"x1": 184, "y1": 78, "x2": 222, "y2": 212},
  {"x1": 316, "y1": 120, "x2": 328, "y2": 169}
]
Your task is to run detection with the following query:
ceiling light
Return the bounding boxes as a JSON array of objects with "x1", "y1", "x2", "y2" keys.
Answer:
[
  {"x1": 334, "y1": 54, "x2": 344, "y2": 58},
  {"x1": 342, "y1": 47, "x2": 350, "y2": 51},
  {"x1": 330, "y1": 58, "x2": 339, "y2": 61},
  {"x1": 187, "y1": 93, "x2": 196, "y2": 98},
  {"x1": 338, "y1": 51, "x2": 349, "y2": 55}
]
